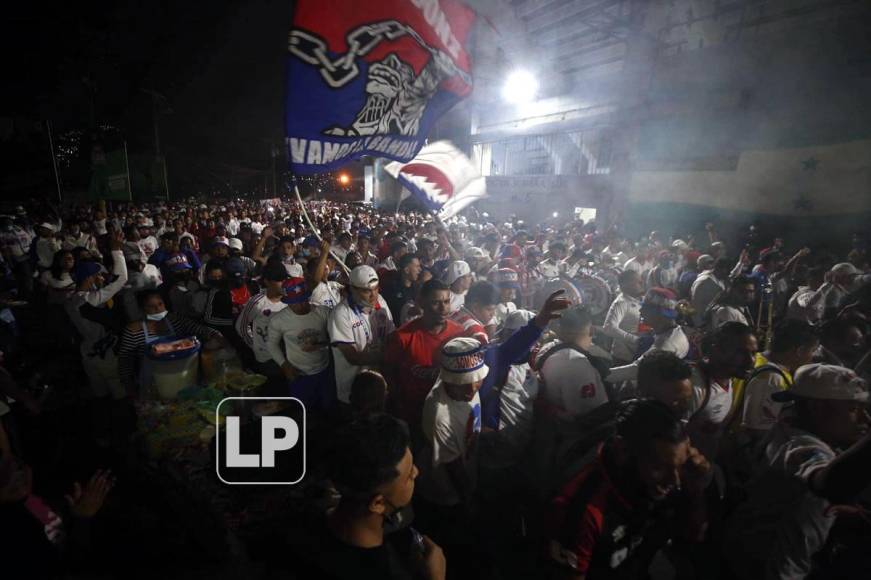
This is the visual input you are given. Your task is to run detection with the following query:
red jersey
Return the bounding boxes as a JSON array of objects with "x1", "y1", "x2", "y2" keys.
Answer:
[{"x1": 384, "y1": 318, "x2": 464, "y2": 427}]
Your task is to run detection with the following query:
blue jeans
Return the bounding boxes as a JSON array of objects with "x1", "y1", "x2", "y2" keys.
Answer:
[{"x1": 288, "y1": 365, "x2": 335, "y2": 413}]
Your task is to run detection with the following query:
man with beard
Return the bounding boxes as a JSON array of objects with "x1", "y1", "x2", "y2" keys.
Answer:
[
  {"x1": 686, "y1": 322, "x2": 758, "y2": 462},
  {"x1": 384, "y1": 279, "x2": 464, "y2": 430}
]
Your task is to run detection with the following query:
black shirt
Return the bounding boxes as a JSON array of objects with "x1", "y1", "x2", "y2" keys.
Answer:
[
  {"x1": 548, "y1": 446, "x2": 679, "y2": 580},
  {"x1": 382, "y1": 279, "x2": 417, "y2": 323},
  {"x1": 288, "y1": 517, "x2": 418, "y2": 580}
]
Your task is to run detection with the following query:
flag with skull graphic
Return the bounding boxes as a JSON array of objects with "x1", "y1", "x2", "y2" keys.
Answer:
[
  {"x1": 286, "y1": 0, "x2": 476, "y2": 174},
  {"x1": 384, "y1": 140, "x2": 487, "y2": 221}
]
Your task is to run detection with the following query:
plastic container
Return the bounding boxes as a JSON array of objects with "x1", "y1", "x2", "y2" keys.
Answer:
[
  {"x1": 200, "y1": 344, "x2": 243, "y2": 384},
  {"x1": 148, "y1": 337, "x2": 202, "y2": 400}
]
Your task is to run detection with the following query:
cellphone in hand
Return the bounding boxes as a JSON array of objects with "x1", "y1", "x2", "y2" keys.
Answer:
[{"x1": 410, "y1": 527, "x2": 425, "y2": 555}]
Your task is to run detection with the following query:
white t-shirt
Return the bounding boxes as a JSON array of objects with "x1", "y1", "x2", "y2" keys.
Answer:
[
  {"x1": 740, "y1": 363, "x2": 790, "y2": 431},
  {"x1": 283, "y1": 260, "x2": 304, "y2": 278},
  {"x1": 36, "y1": 237, "x2": 61, "y2": 269},
  {"x1": 328, "y1": 296, "x2": 394, "y2": 403},
  {"x1": 449, "y1": 290, "x2": 466, "y2": 315},
  {"x1": 651, "y1": 325, "x2": 690, "y2": 358},
  {"x1": 602, "y1": 293, "x2": 641, "y2": 362},
  {"x1": 310, "y1": 281, "x2": 343, "y2": 309},
  {"x1": 710, "y1": 305, "x2": 752, "y2": 329},
  {"x1": 494, "y1": 301, "x2": 517, "y2": 329},
  {"x1": 539, "y1": 259, "x2": 563, "y2": 279},
  {"x1": 539, "y1": 343, "x2": 609, "y2": 417},
  {"x1": 623, "y1": 256, "x2": 651, "y2": 279},
  {"x1": 236, "y1": 292, "x2": 288, "y2": 364},
  {"x1": 485, "y1": 363, "x2": 538, "y2": 467},
  {"x1": 687, "y1": 368, "x2": 733, "y2": 461},
  {"x1": 266, "y1": 304, "x2": 330, "y2": 374},
  {"x1": 691, "y1": 271, "x2": 726, "y2": 326},
  {"x1": 724, "y1": 422, "x2": 837, "y2": 580},
  {"x1": 416, "y1": 381, "x2": 481, "y2": 506}
]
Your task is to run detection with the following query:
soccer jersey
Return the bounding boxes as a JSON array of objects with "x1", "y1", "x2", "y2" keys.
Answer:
[
  {"x1": 328, "y1": 296, "x2": 394, "y2": 403},
  {"x1": 383, "y1": 318, "x2": 465, "y2": 426},
  {"x1": 416, "y1": 381, "x2": 481, "y2": 507}
]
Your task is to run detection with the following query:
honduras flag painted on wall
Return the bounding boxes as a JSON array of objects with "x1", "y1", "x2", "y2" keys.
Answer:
[{"x1": 285, "y1": 0, "x2": 476, "y2": 175}]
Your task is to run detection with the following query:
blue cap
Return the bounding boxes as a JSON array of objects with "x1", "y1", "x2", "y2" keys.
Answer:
[{"x1": 73, "y1": 261, "x2": 102, "y2": 284}]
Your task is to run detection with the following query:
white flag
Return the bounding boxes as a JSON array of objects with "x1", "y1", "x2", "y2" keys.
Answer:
[{"x1": 384, "y1": 141, "x2": 487, "y2": 220}]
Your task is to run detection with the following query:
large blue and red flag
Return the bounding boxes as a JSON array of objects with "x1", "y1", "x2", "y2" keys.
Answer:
[{"x1": 285, "y1": 0, "x2": 476, "y2": 174}]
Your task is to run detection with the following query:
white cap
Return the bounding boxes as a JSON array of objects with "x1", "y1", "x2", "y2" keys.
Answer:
[
  {"x1": 831, "y1": 262, "x2": 860, "y2": 276},
  {"x1": 350, "y1": 265, "x2": 379, "y2": 289},
  {"x1": 697, "y1": 254, "x2": 715, "y2": 270},
  {"x1": 212, "y1": 236, "x2": 230, "y2": 247},
  {"x1": 464, "y1": 246, "x2": 488, "y2": 260},
  {"x1": 772, "y1": 364, "x2": 868, "y2": 403},
  {"x1": 445, "y1": 260, "x2": 471, "y2": 285},
  {"x1": 439, "y1": 337, "x2": 489, "y2": 385},
  {"x1": 228, "y1": 238, "x2": 243, "y2": 251},
  {"x1": 38, "y1": 222, "x2": 57, "y2": 233},
  {"x1": 671, "y1": 239, "x2": 689, "y2": 251}
]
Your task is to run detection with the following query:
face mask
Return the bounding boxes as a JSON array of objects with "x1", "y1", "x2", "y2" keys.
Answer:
[{"x1": 147, "y1": 310, "x2": 168, "y2": 321}]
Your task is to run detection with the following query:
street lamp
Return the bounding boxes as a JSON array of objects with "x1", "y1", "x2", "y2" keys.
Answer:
[{"x1": 502, "y1": 70, "x2": 538, "y2": 104}]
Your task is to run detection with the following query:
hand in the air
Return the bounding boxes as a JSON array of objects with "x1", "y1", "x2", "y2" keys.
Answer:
[
  {"x1": 534, "y1": 290, "x2": 570, "y2": 329},
  {"x1": 66, "y1": 469, "x2": 116, "y2": 518}
]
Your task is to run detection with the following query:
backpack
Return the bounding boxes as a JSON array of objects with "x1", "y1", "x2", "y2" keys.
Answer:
[
  {"x1": 725, "y1": 362, "x2": 791, "y2": 432},
  {"x1": 532, "y1": 342, "x2": 618, "y2": 495}
]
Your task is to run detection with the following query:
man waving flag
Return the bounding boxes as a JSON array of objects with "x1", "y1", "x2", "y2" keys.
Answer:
[{"x1": 286, "y1": 0, "x2": 476, "y2": 174}]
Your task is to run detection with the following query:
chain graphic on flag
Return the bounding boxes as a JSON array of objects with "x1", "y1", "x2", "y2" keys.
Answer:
[
  {"x1": 289, "y1": 22, "x2": 471, "y2": 138},
  {"x1": 285, "y1": 0, "x2": 476, "y2": 173}
]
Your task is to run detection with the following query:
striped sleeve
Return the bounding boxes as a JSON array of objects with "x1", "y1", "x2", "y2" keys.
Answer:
[
  {"x1": 235, "y1": 293, "x2": 264, "y2": 348},
  {"x1": 118, "y1": 326, "x2": 145, "y2": 389},
  {"x1": 171, "y1": 313, "x2": 221, "y2": 342},
  {"x1": 204, "y1": 289, "x2": 234, "y2": 328}
]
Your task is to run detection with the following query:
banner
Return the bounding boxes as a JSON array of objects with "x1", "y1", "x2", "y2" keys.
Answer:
[
  {"x1": 285, "y1": 0, "x2": 476, "y2": 174},
  {"x1": 89, "y1": 147, "x2": 131, "y2": 201},
  {"x1": 385, "y1": 140, "x2": 486, "y2": 220}
]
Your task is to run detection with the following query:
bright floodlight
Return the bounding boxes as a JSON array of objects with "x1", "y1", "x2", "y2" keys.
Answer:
[
  {"x1": 552, "y1": 212, "x2": 559, "y2": 218},
  {"x1": 503, "y1": 70, "x2": 538, "y2": 104},
  {"x1": 338, "y1": 173, "x2": 350, "y2": 185}
]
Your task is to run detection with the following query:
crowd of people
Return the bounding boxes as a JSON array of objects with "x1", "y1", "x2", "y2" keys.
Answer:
[{"x1": 0, "y1": 194, "x2": 870, "y2": 579}]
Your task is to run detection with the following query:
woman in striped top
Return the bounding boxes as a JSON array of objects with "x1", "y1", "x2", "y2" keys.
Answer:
[{"x1": 118, "y1": 288, "x2": 223, "y2": 394}]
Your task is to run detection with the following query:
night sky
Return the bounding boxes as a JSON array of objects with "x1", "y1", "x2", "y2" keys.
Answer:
[{"x1": 3, "y1": 0, "x2": 293, "y2": 197}]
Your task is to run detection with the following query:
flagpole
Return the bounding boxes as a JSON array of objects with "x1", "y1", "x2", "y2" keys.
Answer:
[
  {"x1": 294, "y1": 184, "x2": 351, "y2": 274},
  {"x1": 46, "y1": 121, "x2": 63, "y2": 204},
  {"x1": 123, "y1": 141, "x2": 133, "y2": 202},
  {"x1": 162, "y1": 155, "x2": 170, "y2": 200}
]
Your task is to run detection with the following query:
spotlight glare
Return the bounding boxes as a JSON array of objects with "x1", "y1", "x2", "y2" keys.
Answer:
[
  {"x1": 552, "y1": 211, "x2": 559, "y2": 218},
  {"x1": 338, "y1": 173, "x2": 350, "y2": 185},
  {"x1": 502, "y1": 70, "x2": 538, "y2": 104}
]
